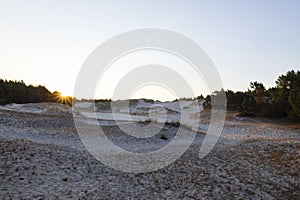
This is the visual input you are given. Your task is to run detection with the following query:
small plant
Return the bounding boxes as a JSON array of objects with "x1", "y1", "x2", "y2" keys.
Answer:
[
  {"x1": 144, "y1": 119, "x2": 151, "y2": 123},
  {"x1": 166, "y1": 121, "x2": 180, "y2": 127},
  {"x1": 160, "y1": 133, "x2": 168, "y2": 140},
  {"x1": 137, "y1": 119, "x2": 151, "y2": 125}
]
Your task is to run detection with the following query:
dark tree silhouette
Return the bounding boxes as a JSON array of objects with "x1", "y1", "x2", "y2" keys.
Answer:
[
  {"x1": 204, "y1": 70, "x2": 300, "y2": 121},
  {"x1": 0, "y1": 79, "x2": 71, "y2": 106}
]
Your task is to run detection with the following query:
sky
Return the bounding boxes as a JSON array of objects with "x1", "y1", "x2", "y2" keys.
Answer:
[{"x1": 0, "y1": 0, "x2": 299, "y2": 100}]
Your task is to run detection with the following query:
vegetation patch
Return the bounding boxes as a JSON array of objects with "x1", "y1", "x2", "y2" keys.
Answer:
[{"x1": 160, "y1": 133, "x2": 168, "y2": 140}]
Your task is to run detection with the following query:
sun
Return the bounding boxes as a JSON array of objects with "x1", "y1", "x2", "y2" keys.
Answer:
[{"x1": 53, "y1": 91, "x2": 72, "y2": 106}]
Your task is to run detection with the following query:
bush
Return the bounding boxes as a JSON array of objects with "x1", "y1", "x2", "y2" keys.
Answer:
[{"x1": 160, "y1": 133, "x2": 168, "y2": 140}]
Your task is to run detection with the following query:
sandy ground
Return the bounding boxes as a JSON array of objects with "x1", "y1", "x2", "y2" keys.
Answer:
[{"x1": 0, "y1": 103, "x2": 299, "y2": 199}]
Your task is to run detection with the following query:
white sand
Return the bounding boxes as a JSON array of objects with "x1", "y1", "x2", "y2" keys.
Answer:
[{"x1": 0, "y1": 102, "x2": 299, "y2": 199}]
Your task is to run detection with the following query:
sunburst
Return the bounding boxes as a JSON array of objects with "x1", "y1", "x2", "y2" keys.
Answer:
[{"x1": 53, "y1": 91, "x2": 72, "y2": 106}]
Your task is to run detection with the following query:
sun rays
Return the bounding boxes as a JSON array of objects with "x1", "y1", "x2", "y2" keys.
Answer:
[{"x1": 53, "y1": 91, "x2": 72, "y2": 106}]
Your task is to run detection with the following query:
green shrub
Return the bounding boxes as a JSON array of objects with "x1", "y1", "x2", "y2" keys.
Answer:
[{"x1": 160, "y1": 133, "x2": 168, "y2": 140}]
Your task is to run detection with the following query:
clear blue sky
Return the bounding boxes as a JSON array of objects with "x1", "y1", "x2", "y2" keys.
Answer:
[{"x1": 0, "y1": 0, "x2": 299, "y2": 99}]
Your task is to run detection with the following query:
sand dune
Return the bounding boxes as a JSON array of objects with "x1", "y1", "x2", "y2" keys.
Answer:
[{"x1": 0, "y1": 102, "x2": 299, "y2": 199}]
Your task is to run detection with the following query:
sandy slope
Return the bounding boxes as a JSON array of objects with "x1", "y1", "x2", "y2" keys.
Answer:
[{"x1": 0, "y1": 103, "x2": 299, "y2": 199}]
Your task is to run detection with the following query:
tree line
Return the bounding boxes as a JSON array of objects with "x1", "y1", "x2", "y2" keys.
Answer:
[
  {"x1": 1, "y1": 70, "x2": 299, "y2": 120},
  {"x1": 0, "y1": 79, "x2": 71, "y2": 105},
  {"x1": 207, "y1": 70, "x2": 300, "y2": 120}
]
